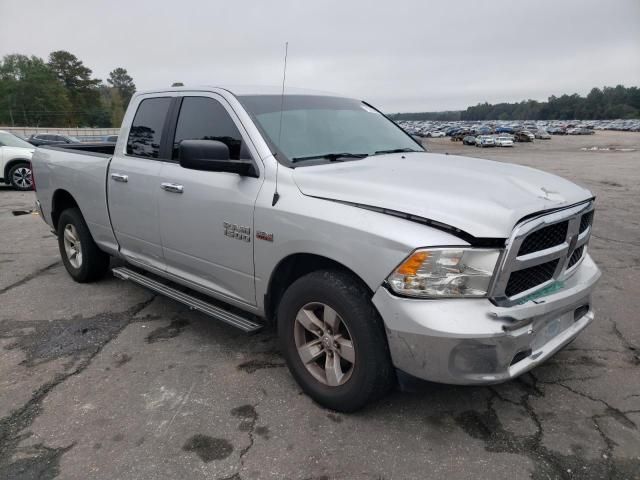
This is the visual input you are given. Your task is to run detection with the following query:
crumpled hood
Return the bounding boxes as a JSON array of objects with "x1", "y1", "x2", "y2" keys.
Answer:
[{"x1": 292, "y1": 152, "x2": 592, "y2": 238}]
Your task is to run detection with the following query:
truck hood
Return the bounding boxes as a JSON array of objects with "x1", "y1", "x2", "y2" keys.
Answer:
[{"x1": 292, "y1": 152, "x2": 592, "y2": 238}]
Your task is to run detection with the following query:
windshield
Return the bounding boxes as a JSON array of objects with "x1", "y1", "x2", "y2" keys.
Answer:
[
  {"x1": 238, "y1": 95, "x2": 423, "y2": 164},
  {"x1": 0, "y1": 132, "x2": 33, "y2": 149}
]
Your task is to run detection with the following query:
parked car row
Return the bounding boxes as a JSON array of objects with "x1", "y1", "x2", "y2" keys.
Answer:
[
  {"x1": 453, "y1": 130, "x2": 535, "y2": 144},
  {"x1": 397, "y1": 118, "x2": 640, "y2": 139},
  {"x1": 546, "y1": 126, "x2": 595, "y2": 135},
  {"x1": 461, "y1": 134, "x2": 515, "y2": 148},
  {"x1": 405, "y1": 122, "x2": 550, "y2": 141}
]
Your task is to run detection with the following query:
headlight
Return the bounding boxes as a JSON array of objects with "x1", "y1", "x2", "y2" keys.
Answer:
[{"x1": 386, "y1": 248, "x2": 501, "y2": 298}]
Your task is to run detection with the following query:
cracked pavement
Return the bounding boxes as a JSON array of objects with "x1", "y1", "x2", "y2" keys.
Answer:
[{"x1": 0, "y1": 131, "x2": 639, "y2": 479}]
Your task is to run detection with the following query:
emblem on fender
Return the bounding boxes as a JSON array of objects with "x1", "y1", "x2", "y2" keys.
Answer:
[
  {"x1": 256, "y1": 231, "x2": 274, "y2": 242},
  {"x1": 223, "y1": 222, "x2": 251, "y2": 242}
]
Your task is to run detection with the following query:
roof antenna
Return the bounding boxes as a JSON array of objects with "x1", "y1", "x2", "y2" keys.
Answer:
[{"x1": 272, "y1": 41, "x2": 288, "y2": 207}]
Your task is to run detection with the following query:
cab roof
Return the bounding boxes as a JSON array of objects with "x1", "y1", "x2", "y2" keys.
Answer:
[{"x1": 135, "y1": 85, "x2": 349, "y2": 98}]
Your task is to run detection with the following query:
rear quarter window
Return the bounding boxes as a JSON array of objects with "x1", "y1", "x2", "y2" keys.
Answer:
[{"x1": 126, "y1": 97, "x2": 172, "y2": 158}]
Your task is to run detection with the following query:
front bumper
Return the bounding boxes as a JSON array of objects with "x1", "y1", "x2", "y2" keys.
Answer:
[{"x1": 372, "y1": 254, "x2": 601, "y2": 385}]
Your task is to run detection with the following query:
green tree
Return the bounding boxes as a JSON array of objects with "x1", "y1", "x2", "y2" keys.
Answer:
[
  {"x1": 47, "y1": 50, "x2": 103, "y2": 126},
  {"x1": 0, "y1": 54, "x2": 71, "y2": 127},
  {"x1": 107, "y1": 68, "x2": 136, "y2": 108},
  {"x1": 100, "y1": 85, "x2": 125, "y2": 127}
]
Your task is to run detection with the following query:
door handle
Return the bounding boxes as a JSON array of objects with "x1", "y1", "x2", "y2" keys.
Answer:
[
  {"x1": 110, "y1": 173, "x2": 128, "y2": 183},
  {"x1": 161, "y1": 182, "x2": 184, "y2": 194}
]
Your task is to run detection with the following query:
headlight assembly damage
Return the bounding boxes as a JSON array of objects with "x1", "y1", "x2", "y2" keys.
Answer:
[{"x1": 387, "y1": 248, "x2": 501, "y2": 298}]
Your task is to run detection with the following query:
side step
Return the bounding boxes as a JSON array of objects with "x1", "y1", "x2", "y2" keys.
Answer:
[{"x1": 112, "y1": 267, "x2": 263, "y2": 333}]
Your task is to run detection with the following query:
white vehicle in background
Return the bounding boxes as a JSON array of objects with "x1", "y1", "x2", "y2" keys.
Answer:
[
  {"x1": 495, "y1": 136, "x2": 514, "y2": 147},
  {"x1": 427, "y1": 131, "x2": 446, "y2": 138},
  {"x1": 0, "y1": 130, "x2": 35, "y2": 190},
  {"x1": 475, "y1": 135, "x2": 496, "y2": 147},
  {"x1": 535, "y1": 130, "x2": 551, "y2": 140}
]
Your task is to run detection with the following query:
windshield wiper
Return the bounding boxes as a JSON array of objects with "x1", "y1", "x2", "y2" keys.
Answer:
[
  {"x1": 374, "y1": 148, "x2": 422, "y2": 155},
  {"x1": 291, "y1": 152, "x2": 369, "y2": 163}
]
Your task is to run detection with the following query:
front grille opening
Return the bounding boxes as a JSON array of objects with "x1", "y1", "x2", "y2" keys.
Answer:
[
  {"x1": 510, "y1": 349, "x2": 532, "y2": 366},
  {"x1": 505, "y1": 260, "x2": 559, "y2": 297},
  {"x1": 567, "y1": 245, "x2": 585, "y2": 269},
  {"x1": 574, "y1": 304, "x2": 590, "y2": 321},
  {"x1": 518, "y1": 221, "x2": 568, "y2": 256},
  {"x1": 580, "y1": 211, "x2": 594, "y2": 234}
]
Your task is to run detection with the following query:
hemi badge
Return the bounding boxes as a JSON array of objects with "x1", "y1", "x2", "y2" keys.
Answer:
[{"x1": 256, "y1": 231, "x2": 274, "y2": 242}]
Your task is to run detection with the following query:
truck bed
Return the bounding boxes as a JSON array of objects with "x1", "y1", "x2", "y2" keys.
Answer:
[{"x1": 32, "y1": 143, "x2": 119, "y2": 254}]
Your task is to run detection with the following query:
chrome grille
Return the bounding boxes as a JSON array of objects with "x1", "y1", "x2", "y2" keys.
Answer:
[
  {"x1": 567, "y1": 245, "x2": 585, "y2": 269},
  {"x1": 492, "y1": 201, "x2": 594, "y2": 305},
  {"x1": 579, "y1": 211, "x2": 594, "y2": 234},
  {"x1": 505, "y1": 260, "x2": 559, "y2": 297},
  {"x1": 518, "y1": 221, "x2": 568, "y2": 256}
]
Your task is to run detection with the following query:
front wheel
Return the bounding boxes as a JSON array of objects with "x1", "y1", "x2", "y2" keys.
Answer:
[
  {"x1": 8, "y1": 162, "x2": 33, "y2": 191},
  {"x1": 277, "y1": 270, "x2": 395, "y2": 412},
  {"x1": 57, "y1": 208, "x2": 110, "y2": 282}
]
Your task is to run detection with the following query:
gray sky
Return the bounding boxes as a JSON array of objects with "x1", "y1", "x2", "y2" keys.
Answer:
[{"x1": 1, "y1": 0, "x2": 638, "y2": 112}]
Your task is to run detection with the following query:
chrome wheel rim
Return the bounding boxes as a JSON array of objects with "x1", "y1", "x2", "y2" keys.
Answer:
[
  {"x1": 63, "y1": 224, "x2": 82, "y2": 268},
  {"x1": 294, "y1": 302, "x2": 355, "y2": 387},
  {"x1": 12, "y1": 167, "x2": 32, "y2": 189}
]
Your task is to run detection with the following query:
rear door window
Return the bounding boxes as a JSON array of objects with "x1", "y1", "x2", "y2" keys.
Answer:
[
  {"x1": 126, "y1": 97, "x2": 172, "y2": 159},
  {"x1": 172, "y1": 97, "x2": 248, "y2": 160}
]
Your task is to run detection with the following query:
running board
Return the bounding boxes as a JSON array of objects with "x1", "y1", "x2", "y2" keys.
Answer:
[{"x1": 112, "y1": 267, "x2": 263, "y2": 333}]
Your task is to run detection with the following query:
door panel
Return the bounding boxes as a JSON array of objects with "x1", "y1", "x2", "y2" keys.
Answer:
[
  {"x1": 107, "y1": 95, "x2": 173, "y2": 271},
  {"x1": 158, "y1": 164, "x2": 262, "y2": 304},
  {"x1": 108, "y1": 156, "x2": 164, "y2": 270}
]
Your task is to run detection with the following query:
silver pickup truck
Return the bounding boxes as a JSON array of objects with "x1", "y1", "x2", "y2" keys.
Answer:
[{"x1": 32, "y1": 86, "x2": 601, "y2": 412}]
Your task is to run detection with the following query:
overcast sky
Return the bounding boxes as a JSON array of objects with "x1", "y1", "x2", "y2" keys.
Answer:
[{"x1": 1, "y1": 0, "x2": 638, "y2": 112}]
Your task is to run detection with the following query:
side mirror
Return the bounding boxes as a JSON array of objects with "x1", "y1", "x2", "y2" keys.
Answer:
[{"x1": 179, "y1": 139, "x2": 257, "y2": 177}]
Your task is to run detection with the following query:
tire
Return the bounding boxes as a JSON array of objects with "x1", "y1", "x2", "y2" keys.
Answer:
[
  {"x1": 277, "y1": 270, "x2": 395, "y2": 412},
  {"x1": 57, "y1": 208, "x2": 110, "y2": 282},
  {"x1": 8, "y1": 162, "x2": 33, "y2": 191}
]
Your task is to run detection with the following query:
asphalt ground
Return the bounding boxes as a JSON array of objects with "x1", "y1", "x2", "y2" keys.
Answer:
[{"x1": 0, "y1": 130, "x2": 639, "y2": 480}]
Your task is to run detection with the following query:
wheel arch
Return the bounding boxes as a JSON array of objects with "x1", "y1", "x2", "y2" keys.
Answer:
[
  {"x1": 264, "y1": 252, "x2": 373, "y2": 326},
  {"x1": 51, "y1": 189, "x2": 80, "y2": 231},
  {"x1": 3, "y1": 157, "x2": 32, "y2": 182}
]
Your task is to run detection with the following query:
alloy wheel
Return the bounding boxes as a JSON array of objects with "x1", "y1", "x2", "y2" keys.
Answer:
[
  {"x1": 63, "y1": 224, "x2": 83, "y2": 268},
  {"x1": 294, "y1": 302, "x2": 356, "y2": 386},
  {"x1": 12, "y1": 166, "x2": 32, "y2": 189}
]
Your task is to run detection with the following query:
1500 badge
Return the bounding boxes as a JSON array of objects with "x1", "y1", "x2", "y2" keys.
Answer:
[{"x1": 223, "y1": 222, "x2": 251, "y2": 242}]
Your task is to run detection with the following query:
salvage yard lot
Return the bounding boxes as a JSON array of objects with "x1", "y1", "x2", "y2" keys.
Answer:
[{"x1": 1, "y1": 131, "x2": 639, "y2": 480}]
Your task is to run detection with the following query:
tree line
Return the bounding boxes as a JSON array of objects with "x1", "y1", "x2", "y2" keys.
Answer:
[
  {"x1": 0, "y1": 51, "x2": 136, "y2": 128},
  {"x1": 390, "y1": 85, "x2": 640, "y2": 121}
]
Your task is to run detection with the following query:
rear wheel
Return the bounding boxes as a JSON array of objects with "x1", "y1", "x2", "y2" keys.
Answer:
[
  {"x1": 277, "y1": 270, "x2": 395, "y2": 412},
  {"x1": 8, "y1": 162, "x2": 33, "y2": 191},
  {"x1": 57, "y1": 208, "x2": 110, "y2": 282}
]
